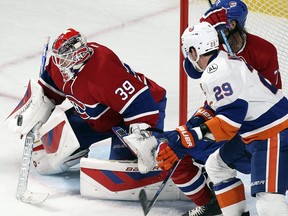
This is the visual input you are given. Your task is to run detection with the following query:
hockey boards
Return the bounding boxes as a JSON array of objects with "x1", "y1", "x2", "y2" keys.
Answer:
[{"x1": 80, "y1": 158, "x2": 186, "y2": 201}]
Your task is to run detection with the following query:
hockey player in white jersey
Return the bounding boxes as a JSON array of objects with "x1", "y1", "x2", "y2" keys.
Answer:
[{"x1": 152, "y1": 22, "x2": 288, "y2": 216}]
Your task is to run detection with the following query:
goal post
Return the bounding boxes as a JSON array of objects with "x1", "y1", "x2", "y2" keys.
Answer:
[
  {"x1": 179, "y1": 0, "x2": 189, "y2": 125},
  {"x1": 179, "y1": 0, "x2": 288, "y2": 123}
]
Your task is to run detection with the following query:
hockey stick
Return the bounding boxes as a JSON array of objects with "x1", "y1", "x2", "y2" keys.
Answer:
[
  {"x1": 139, "y1": 160, "x2": 181, "y2": 216},
  {"x1": 16, "y1": 37, "x2": 50, "y2": 204},
  {"x1": 112, "y1": 126, "x2": 181, "y2": 215}
]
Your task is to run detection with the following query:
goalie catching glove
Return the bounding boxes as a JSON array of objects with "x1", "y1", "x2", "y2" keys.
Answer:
[
  {"x1": 5, "y1": 79, "x2": 55, "y2": 136},
  {"x1": 122, "y1": 123, "x2": 158, "y2": 174}
]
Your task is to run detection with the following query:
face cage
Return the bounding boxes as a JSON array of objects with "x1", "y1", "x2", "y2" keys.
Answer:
[{"x1": 52, "y1": 51, "x2": 77, "y2": 71}]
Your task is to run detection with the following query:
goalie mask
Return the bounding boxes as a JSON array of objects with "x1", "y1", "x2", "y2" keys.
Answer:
[
  {"x1": 181, "y1": 22, "x2": 219, "y2": 73},
  {"x1": 52, "y1": 28, "x2": 92, "y2": 82}
]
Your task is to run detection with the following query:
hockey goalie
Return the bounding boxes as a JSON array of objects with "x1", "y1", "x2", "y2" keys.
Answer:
[{"x1": 4, "y1": 28, "x2": 183, "y2": 201}]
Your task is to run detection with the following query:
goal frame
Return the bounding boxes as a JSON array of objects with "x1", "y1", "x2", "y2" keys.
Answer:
[{"x1": 179, "y1": 0, "x2": 189, "y2": 125}]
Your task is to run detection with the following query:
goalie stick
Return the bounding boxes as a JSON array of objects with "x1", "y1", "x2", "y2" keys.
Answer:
[
  {"x1": 112, "y1": 126, "x2": 181, "y2": 215},
  {"x1": 139, "y1": 160, "x2": 181, "y2": 216},
  {"x1": 16, "y1": 37, "x2": 50, "y2": 204}
]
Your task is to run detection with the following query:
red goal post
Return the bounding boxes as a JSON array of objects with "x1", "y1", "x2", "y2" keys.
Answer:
[{"x1": 179, "y1": 0, "x2": 288, "y2": 124}]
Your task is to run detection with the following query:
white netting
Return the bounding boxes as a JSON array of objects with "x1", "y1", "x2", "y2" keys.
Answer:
[{"x1": 186, "y1": 0, "x2": 288, "y2": 117}]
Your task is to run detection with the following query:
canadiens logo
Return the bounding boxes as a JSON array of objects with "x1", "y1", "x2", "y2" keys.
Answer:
[
  {"x1": 207, "y1": 64, "x2": 218, "y2": 73},
  {"x1": 229, "y1": 1, "x2": 237, "y2": 7}
]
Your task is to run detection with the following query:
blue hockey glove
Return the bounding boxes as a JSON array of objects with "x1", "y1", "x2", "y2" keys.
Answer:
[
  {"x1": 156, "y1": 126, "x2": 202, "y2": 170},
  {"x1": 186, "y1": 105, "x2": 215, "y2": 128}
]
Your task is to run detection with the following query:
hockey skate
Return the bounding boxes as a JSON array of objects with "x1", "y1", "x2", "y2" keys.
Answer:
[{"x1": 182, "y1": 194, "x2": 222, "y2": 216}]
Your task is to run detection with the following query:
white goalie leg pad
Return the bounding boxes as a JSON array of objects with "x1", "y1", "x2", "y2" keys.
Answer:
[
  {"x1": 80, "y1": 158, "x2": 187, "y2": 201},
  {"x1": 32, "y1": 106, "x2": 85, "y2": 174},
  {"x1": 205, "y1": 149, "x2": 237, "y2": 184},
  {"x1": 123, "y1": 133, "x2": 157, "y2": 174},
  {"x1": 5, "y1": 79, "x2": 55, "y2": 136},
  {"x1": 256, "y1": 192, "x2": 288, "y2": 216}
]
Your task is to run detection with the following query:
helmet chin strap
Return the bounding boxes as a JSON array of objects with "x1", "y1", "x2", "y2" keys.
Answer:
[{"x1": 188, "y1": 54, "x2": 204, "y2": 72}]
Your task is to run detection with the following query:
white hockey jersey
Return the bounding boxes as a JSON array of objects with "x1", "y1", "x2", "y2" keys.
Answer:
[{"x1": 200, "y1": 51, "x2": 288, "y2": 143}]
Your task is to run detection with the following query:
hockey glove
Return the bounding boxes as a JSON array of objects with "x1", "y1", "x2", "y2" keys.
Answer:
[
  {"x1": 186, "y1": 105, "x2": 215, "y2": 128},
  {"x1": 200, "y1": 7, "x2": 228, "y2": 31},
  {"x1": 156, "y1": 125, "x2": 202, "y2": 170},
  {"x1": 5, "y1": 79, "x2": 55, "y2": 136},
  {"x1": 123, "y1": 123, "x2": 157, "y2": 174}
]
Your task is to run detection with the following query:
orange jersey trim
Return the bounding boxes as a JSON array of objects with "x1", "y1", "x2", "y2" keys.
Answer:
[
  {"x1": 205, "y1": 117, "x2": 239, "y2": 142},
  {"x1": 242, "y1": 120, "x2": 288, "y2": 144}
]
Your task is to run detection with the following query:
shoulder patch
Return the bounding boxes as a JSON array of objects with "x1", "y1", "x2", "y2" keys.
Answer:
[{"x1": 207, "y1": 63, "x2": 218, "y2": 73}]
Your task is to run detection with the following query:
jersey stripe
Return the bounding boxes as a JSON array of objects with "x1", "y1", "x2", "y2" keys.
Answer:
[
  {"x1": 119, "y1": 86, "x2": 149, "y2": 114},
  {"x1": 206, "y1": 116, "x2": 240, "y2": 141},
  {"x1": 124, "y1": 110, "x2": 159, "y2": 122},
  {"x1": 266, "y1": 133, "x2": 280, "y2": 193},
  {"x1": 242, "y1": 119, "x2": 288, "y2": 143}
]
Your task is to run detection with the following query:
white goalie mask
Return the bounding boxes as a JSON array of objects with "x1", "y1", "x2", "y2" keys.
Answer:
[
  {"x1": 181, "y1": 22, "x2": 219, "y2": 72},
  {"x1": 51, "y1": 28, "x2": 92, "y2": 82}
]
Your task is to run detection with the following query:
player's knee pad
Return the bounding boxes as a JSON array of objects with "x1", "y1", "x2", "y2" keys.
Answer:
[
  {"x1": 32, "y1": 106, "x2": 87, "y2": 174},
  {"x1": 205, "y1": 149, "x2": 237, "y2": 184},
  {"x1": 256, "y1": 192, "x2": 288, "y2": 216}
]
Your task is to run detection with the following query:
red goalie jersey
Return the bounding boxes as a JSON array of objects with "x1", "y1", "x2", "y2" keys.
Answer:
[{"x1": 39, "y1": 42, "x2": 166, "y2": 132}]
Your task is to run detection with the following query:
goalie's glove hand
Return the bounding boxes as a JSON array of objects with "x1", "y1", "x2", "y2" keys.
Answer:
[
  {"x1": 129, "y1": 123, "x2": 152, "y2": 137},
  {"x1": 187, "y1": 105, "x2": 215, "y2": 128},
  {"x1": 156, "y1": 126, "x2": 202, "y2": 170},
  {"x1": 200, "y1": 7, "x2": 228, "y2": 31},
  {"x1": 124, "y1": 123, "x2": 157, "y2": 174}
]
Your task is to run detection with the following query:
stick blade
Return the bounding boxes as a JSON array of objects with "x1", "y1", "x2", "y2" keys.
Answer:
[
  {"x1": 139, "y1": 189, "x2": 149, "y2": 215},
  {"x1": 17, "y1": 191, "x2": 49, "y2": 204}
]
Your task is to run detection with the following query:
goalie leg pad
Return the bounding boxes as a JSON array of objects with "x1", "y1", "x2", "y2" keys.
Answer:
[
  {"x1": 80, "y1": 158, "x2": 187, "y2": 201},
  {"x1": 33, "y1": 106, "x2": 84, "y2": 174}
]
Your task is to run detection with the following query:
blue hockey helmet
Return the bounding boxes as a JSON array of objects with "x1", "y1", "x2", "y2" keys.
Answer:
[{"x1": 214, "y1": 0, "x2": 248, "y2": 28}]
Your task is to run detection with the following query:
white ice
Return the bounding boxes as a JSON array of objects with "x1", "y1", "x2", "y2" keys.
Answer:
[{"x1": 0, "y1": 1, "x2": 286, "y2": 216}]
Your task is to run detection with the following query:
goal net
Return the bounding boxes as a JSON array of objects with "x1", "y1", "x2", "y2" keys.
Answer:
[{"x1": 180, "y1": 0, "x2": 288, "y2": 123}]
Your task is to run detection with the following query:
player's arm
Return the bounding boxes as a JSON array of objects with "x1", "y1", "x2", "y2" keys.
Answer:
[
  {"x1": 257, "y1": 41, "x2": 282, "y2": 89},
  {"x1": 101, "y1": 60, "x2": 161, "y2": 128},
  {"x1": 38, "y1": 60, "x2": 66, "y2": 105}
]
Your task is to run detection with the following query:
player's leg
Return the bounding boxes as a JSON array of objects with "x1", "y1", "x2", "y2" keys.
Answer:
[
  {"x1": 205, "y1": 137, "x2": 251, "y2": 216},
  {"x1": 177, "y1": 138, "x2": 228, "y2": 216},
  {"x1": 173, "y1": 154, "x2": 222, "y2": 216},
  {"x1": 251, "y1": 130, "x2": 288, "y2": 215}
]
